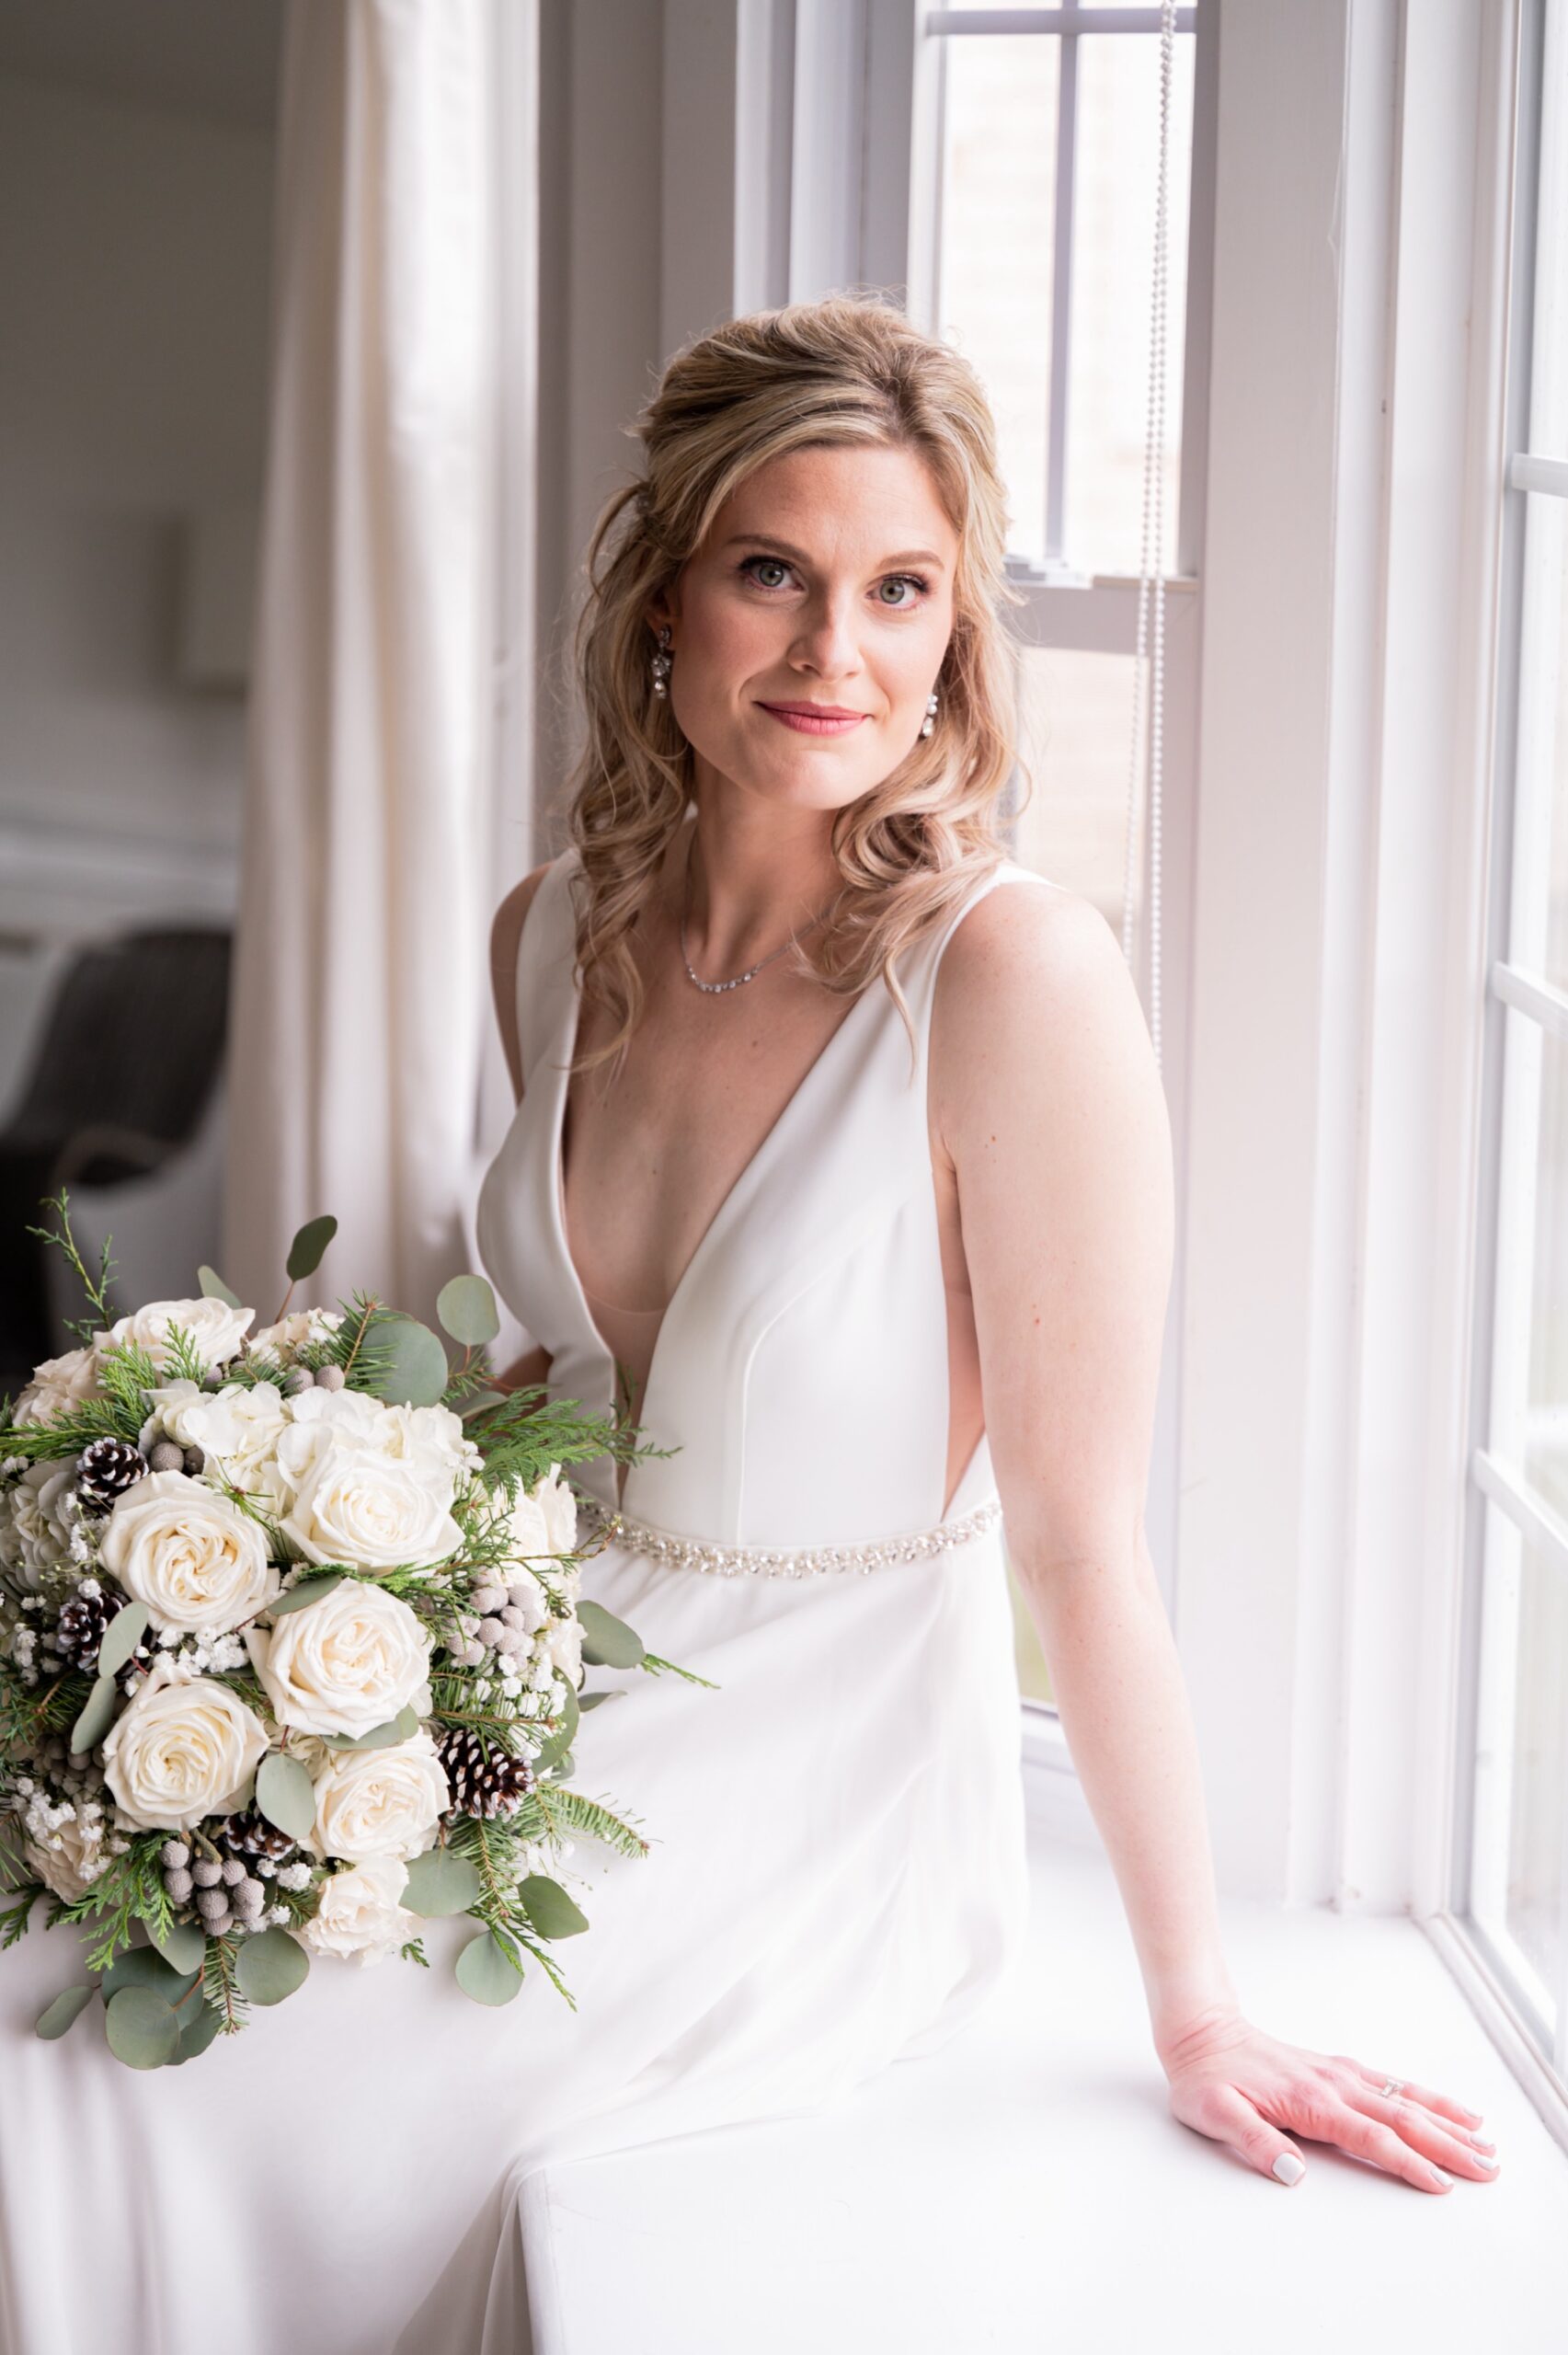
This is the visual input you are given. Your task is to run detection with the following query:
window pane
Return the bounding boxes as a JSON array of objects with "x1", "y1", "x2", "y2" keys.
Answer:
[
  {"x1": 1009, "y1": 645, "x2": 1148, "y2": 937},
  {"x1": 1488, "y1": 1010, "x2": 1568, "y2": 1523},
  {"x1": 1067, "y1": 34, "x2": 1193, "y2": 574},
  {"x1": 1506, "y1": 487, "x2": 1568, "y2": 990},
  {"x1": 937, "y1": 29, "x2": 1193, "y2": 573},
  {"x1": 938, "y1": 35, "x2": 1060, "y2": 565},
  {"x1": 1469, "y1": 1507, "x2": 1567, "y2": 2027}
]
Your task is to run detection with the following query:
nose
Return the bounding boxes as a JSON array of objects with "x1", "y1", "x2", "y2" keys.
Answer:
[{"x1": 789, "y1": 587, "x2": 864, "y2": 683}]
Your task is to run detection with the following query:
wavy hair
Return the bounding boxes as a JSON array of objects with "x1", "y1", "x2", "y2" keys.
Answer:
[{"x1": 554, "y1": 292, "x2": 1027, "y2": 1081}]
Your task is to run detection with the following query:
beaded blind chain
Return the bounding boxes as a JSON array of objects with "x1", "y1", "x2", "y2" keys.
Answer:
[
  {"x1": 1119, "y1": 0, "x2": 1177, "y2": 1080},
  {"x1": 578, "y1": 1494, "x2": 1004, "y2": 1580}
]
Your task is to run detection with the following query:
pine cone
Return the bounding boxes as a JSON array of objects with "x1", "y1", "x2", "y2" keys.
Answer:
[
  {"x1": 54, "y1": 1585, "x2": 155, "y2": 1683},
  {"x1": 436, "y1": 1725, "x2": 535, "y2": 1820},
  {"x1": 74, "y1": 1437, "x2": 148, "y2": 1511},
  {"x1": 212, "y1": 1803, "x2": 298, "y2": 1868}
]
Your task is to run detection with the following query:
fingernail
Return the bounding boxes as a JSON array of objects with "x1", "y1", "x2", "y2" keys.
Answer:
[
  {"x1": 1473, "y1": 2152, "x2": 1499, "y2": 2170},
  {"x1": 1470, "y1": 2134, "x2": 1495, "y2": 2152},
  {"x1": 1272, "y1": 2153, "x2": 1305, "y2": 2186},
  {"x1": 1464, "y1": 2109, "x2": 1484, "y2": 2125},
  {"x1": 1432, "y1": 2167, "x2": 1454, "y2": 2188}
]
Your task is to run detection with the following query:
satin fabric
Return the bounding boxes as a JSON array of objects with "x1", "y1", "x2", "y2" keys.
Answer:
[{"x1": 0, "y1": 844, "x2": 1037, "y2": 2355}]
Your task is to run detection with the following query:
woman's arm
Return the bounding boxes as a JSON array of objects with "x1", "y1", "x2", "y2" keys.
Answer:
[{"x1": 935, "y1": 879, "x2": 1495, "y2": 2195}]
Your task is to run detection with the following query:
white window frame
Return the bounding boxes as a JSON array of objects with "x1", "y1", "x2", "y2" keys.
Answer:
[{"x1": 1432, "y1": 0, "x2": 1568, "y2": 2144}]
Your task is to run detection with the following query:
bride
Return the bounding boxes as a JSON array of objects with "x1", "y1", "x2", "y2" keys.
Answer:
[{"x1": 0, "y1": 295, "x2": 1494, "y2": 2355}]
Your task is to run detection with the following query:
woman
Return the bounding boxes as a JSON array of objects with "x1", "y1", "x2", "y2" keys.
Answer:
[
  {"x1": 0, "y1": 296, "x2": 1494, "y2": 2355},
  {"x1": 479, "y1": 296, "x2": 1498, "y2": 2211}
]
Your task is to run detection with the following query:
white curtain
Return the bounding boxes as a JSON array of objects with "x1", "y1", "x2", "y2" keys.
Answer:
[{"x1": 224, "y1": 0, "x2": 518, "y2": 1336}]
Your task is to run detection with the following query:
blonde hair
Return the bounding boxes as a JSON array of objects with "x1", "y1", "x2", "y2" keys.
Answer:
[{"x1": 555, "y1": 293, "x2": 1026, "y2": 1081}]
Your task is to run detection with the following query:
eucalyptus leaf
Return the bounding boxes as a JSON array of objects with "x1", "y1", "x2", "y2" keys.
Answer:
[
  {"x1": 255, "y1": 1751, "x2": 317, "y2": 1844},
  {"x1": 454, "y1": 1927, "x2": 524, "y2": 2006},
  {"x1": 104, "y1": 1985, "x2": 180, "y2": 2069},
  {"x1": 269, "y1": 1572, "x2": 347, "y2": 1618},
  {"x1": 100, "y1": 1947, "x2": 200, "y2": 2005},
  {"x1": 401, "y1": 1848, "x2": 483, "y2": 1917},
  {"x1": 149, "y1": 1919, "x2": 206, "y2": 1974},
  {"x1": 34, "y1": 1983, "x2": 96, "y2": 2040},
  {"x1": 459, "y1": 1389, "x2": 510, "y2": 1420},
  {"x1": 518, "y1": 1874, "x2": 589, "y2": 1940},
  {"x1": 577, "y1": 1599, "x2": 645, "y2": 1671},
  {"x1": 285, "y1": 1213, "x2": 338, "y2": 1281},
  {"x1": 171, "y1": 2004, "x2": 223, "y2": 2064},
  {"x1": 198, "y1": 1264, "x2": 244, "y2": 1309},
  {"x1": 358, "y1": 1311, "x2": 450, "y2": 1409},
  {"x1": 531, "y1": 1682, "x2": 578, "y2": 1772},
  {"x1": 96, "y1": 1599, "x2": 151, "y2": 1683},
  {"x1": 69, "y1": 1671, "x2": 120, "y2": 1757},
  {"x1": 436, "y1": 1273, "x2": 500, "y2": 1348},
  {"x1": 578, "y1": 1690, "x2": 626, "y2": 1712},
  {"x1": 325, "y1": 1703, "x2": 421, "y2": 1752},
  {"x1": 545, "y1": 1749, "x2": 576, "y2": 1781},
  {"x1": 234, "y1": 1926, "x2": 310, "y2": 2006}
]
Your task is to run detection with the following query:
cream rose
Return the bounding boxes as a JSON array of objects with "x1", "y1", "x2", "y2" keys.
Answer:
[
  {"x1": 299, "y1": 1854, "x2": 417, "y2": 1966},
  {"x1": 101, "y1": 1655, "x2": 269, "y2": 1832},
  {"x1": 138, "y1": 1379, "x2": 289, "y2": 1503},
  {"x1": 377, "y1": 1401, "x2": 484, "y2": 1488},
  {"x1": 279, "y1": 1441, "x2": 464, "y2": 1576},
  {"x1": 245, "y1": 1578, "x2": 432, "y2": 1739},
  {"x1": 94, "y1": 1295, "x2": 255, "y2": 1376},
  {"x1": 539, "y1": 1613, "x2": 584, "y2": 1690},
  {"x1": 508, "y1": 1463, "x2": 578, "y2": 1579},
  {"x1": 99, "y1": 1469, "x2": 280, "y2": 1635},
  {"x1": 21, "y1": 1798, "x2": 112, "y2": 1903},
  {"x1": 13, "y1": 1346, "x2": 106, "y2": 1428},
  {"x1": 307, "y1": 1729, "x2": 450, "y2": 1863},
  {"x1": 1, "y1": 1461, "x2": 77, "y2": 1582},
  {"x1": 248, "y1": 1307, "x2": 344, "y2": 1362}
]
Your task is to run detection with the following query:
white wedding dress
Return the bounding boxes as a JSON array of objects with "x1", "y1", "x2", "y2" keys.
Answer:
[{"x1": 0, "y1": 843, "x2": 1036, "y2": 2355}]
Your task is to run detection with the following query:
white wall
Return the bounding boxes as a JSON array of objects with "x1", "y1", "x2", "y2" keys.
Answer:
[{"x1": 0, "y1": 70, "x2": 275, "y2": 1314}]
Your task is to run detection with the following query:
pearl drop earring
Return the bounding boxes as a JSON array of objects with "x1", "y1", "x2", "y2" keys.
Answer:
[
  {"x1": 651, "y1": 625, "x2": 672, "y2": 697},
  {"x1": 920, "y1": 687, "x2": 939, "y2": 739}
]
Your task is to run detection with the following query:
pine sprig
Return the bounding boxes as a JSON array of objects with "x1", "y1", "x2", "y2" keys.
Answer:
[
  {"x1": 23, "y1": 1189, "x2": 119, "y2": 1342},
  {"x1": 532, "y1": 1782, "x2": 652, "y2": 1862},
  {"x1": 56, "y1": 1832, "x2": 175, "y2": 1974},
  {"x1": 201, "y1": 1932, "x2": 248, "y2": 2034}
]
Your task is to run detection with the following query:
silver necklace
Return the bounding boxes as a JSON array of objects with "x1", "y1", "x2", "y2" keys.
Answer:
[{"x1": 679, "y1": 830, "x2": 830, "y2": 994}]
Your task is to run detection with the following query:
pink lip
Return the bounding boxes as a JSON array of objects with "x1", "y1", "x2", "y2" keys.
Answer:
[{"x1": 758, "y1": 702, "x2": 869, "y2": 736}]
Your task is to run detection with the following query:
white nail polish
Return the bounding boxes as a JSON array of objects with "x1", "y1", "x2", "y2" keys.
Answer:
[
  {"x1": 1471, "y1": 2134, "x2": 1495, "y2": 2152},
  {"x1": 1473, "y1": 2151, "x2": 1498, "y2": 2169},
  {"x1": 1273, "y1": 2152, "x2": 1305, "y2": 2186},
  {"x1": 1432, "y1": 2167, "x2": 1453, "y2": 2187}
]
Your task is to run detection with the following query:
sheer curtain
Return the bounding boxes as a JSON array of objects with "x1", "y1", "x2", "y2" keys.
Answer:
[{"x1": 223, "y1": 0, "x2": 517, "y2": 1334}]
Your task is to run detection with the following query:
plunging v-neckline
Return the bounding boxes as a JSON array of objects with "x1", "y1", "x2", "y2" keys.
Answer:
[{"x1": 547, "y1": 924, "x2": 880, "y2": 1511}]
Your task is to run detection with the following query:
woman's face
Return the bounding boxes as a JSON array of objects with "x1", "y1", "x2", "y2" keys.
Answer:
[{"x1": 647, "y1": 441, "x2": 959, "y2": 815}]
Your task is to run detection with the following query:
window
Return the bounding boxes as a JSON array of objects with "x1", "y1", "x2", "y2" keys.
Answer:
[
  {"x1": 1457, "y1": 0, "x2": 1568, "y2": 2087},
  {"x1": 906, "y1": 3, "x2": 1209, "y2": 1719}
]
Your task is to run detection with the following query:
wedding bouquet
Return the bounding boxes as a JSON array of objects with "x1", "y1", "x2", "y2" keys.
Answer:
[{"x1": 0, "y1": 1193, "x2": 697, "y2": 2070}]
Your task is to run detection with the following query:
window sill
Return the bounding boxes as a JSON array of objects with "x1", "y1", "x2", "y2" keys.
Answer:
[{"x1": 522, "y1": 1827, "x2": 1568, "y2": 2352}]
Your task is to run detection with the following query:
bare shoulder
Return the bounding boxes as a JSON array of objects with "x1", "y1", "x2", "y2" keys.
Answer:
[
  {"x1": 931, "y1": 872, "x2": 1153, "y2": 1145},
  {"x1": 489, "y1": 859, "x2": 556, "y2": 1104}
]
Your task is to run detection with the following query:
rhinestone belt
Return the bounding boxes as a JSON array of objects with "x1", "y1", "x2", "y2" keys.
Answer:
[{"x1": 576, "y1": 1494, "x2": 1003, "y2": 1579}]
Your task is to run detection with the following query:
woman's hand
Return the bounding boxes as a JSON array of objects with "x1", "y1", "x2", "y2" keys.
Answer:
[{"x1": 1158, "y1": 2005, "x2": 1501, "y2": 2193}]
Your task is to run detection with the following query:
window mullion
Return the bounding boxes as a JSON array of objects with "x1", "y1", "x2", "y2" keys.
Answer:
[{"x1": 1044, "y1": 28, "x2": 1079, "y2": 563}]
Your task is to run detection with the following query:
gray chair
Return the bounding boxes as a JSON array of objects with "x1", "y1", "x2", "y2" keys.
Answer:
[{"x1": 0, "y1": 925, "x2": 231, "y2": 1402}]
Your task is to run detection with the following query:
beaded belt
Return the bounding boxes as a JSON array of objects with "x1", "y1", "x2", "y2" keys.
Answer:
[{"x1": 576, "y1": 1494, "x2": 1003, "y2": 1579}]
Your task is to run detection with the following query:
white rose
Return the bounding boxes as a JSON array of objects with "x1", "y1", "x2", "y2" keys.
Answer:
[
  {"x1": 21, "y1": 1800, "x2": 111, "y2": 1903},
  {"x1": 99, "y1": 1469, "x2": 280, "y2": 1635},
  {"x1": 13, "y1": 1347, "x2": 106, "y2": 1428},
  {"x1": 245, "y1": 1578, "x2": 432, "y2": 1739},
  {"x1": 1, "y1": 1461, "x2": 78, "y2": 1583},
  {"x1": 93, "y1": 1296, "x2": 255, "y2": 1376},
  {"x1": 307, "y1": 1729, "x2": 450, "y2": 1863},
  {"x1": 535, "y1": 1463, "x2": 578, "y2": 1557},
  {"x1": 299, "y1": 1854, "x2": 417, "y2": 1966},
  {"x1": 279, "y1": 1440, "x2": 464, "y2": 1576},
  {"x1": 249, "y1": 1307, "x2": 344, "y2": 1362},
  {"x1": 101, "y1": 1655, "x2": 269, "y2": 1832},
  {"x1": 508, "y1": 1463, "x2": 577, "y2": 1578}
]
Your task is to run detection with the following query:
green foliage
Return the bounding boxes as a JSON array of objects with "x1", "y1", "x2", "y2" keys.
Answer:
[{"x1": 54, "y1": 1832, "x2": 175, "y2": 1975}]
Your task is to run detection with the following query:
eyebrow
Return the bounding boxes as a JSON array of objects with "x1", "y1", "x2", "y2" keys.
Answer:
[{"x1": 720, "y1": 532, "x2": 948, "y2": 572}]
